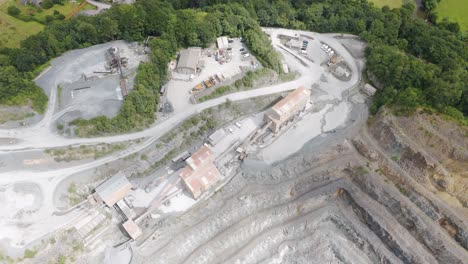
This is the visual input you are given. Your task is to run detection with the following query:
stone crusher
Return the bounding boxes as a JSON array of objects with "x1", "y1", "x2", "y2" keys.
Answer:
[{"x1": 107, "y1": 47, "x2": 129, "y2": 97}]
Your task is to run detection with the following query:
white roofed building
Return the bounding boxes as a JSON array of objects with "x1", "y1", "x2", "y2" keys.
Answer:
[
  {"x1": 362, "y1": 83, "x2": 377, "y2": 96},
  {"x1": 217, "y1": 36, "x2": 229, "y2": 49}
]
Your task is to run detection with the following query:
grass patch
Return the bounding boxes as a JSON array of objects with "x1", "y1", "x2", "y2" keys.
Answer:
[
  {"x1": 23, "y1": 249, "x2": 37, "y2": 259},
  {"x1": 2, "y1": 87, "x2": 48, "y2": 114},
  {"x1": 435, "y1": 0, "x2": 468, "y2": 32},
  {"x1": 0, "y1": 2, "x2": 43, "y2": 48},
  {"x1": 357, "y1": 166, "x2": 369, "y2": 175},
  {"x1": 33, "y1": 1, "x2": 83, "y2": 22},
  {"x1": 82, "y1": 3, "x2": 96, "y2": 11},
  {"x1": 0, "y1": 0, "x2": 92, "y2": 48},
  {"x1": 46, "y1": 143, "x2": 127, "y2": 162},
  {"x1": 68, "y1": 182, "x2": 76, "y2": 194},
  {"x1": 32, "y1": 60, "x2": 51, "y2": 78},
  {"x1": 396, "y1": 184, "x2": 409, "y2": 196},
  {"x1": 369, "y1": 0, "x2": 404, "y2": 8},
  {"x1": 57, "y1": 85, "x2": 62, "y2": 107},
  {"x1": 0, "y1": 111, "x2": 34, "y2": 124}
]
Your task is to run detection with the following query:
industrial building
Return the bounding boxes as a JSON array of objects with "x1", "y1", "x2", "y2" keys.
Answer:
[
  {"x1": 217, "y1": 36, "x2": 229, "y2": 49},
  {"x1": 94, "y1": 172, "x2": 133, "y2": 207},
  {"x1": 92, "y1": 172, "x2": 143, "y2": 241},
  {"x1": 264, "y1": 86, "x2": 311, "y2": 133},
  {"x1": 179, "y1": 145, "x2": 221, "y2": 199},
  {"x1": 362, "y1": 83, "x2": 377, "y2": 96},
  {"x1": 176, "y1": 47, "x2": 201, "y2": 75}
]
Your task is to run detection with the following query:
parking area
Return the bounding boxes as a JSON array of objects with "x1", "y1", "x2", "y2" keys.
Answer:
[
  {"x1": 210, "y1": 113, "x2": 264, "y2": 157},
  {"x1": 166, "y1": 38, "x2": 259, "y2": 113}
]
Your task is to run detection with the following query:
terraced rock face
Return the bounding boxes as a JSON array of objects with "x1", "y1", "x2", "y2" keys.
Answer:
[
  {"x1": 368, "y1": 108, "x2": 468, "y2": 208},
  {"x1": 132, "y1": 125, "x2": 468, "y2": 264}
]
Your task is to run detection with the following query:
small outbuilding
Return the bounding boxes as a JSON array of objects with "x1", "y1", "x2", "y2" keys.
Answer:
[
  {"x1": 282, "y1": 63, "x2": 289, "y2": 74},
  {"x1": 362, "y1": 83, "x2": 377, "y2": 96},
  {"x1": 208, "y1": 129, "x2": 227, "y2": 146},
  {"x1": 217, "y1": 36, "x2": 229, "y2": 49},
  {"x1": 94, "y1": 172, "x2": 132, "y2": 207},
  {"x1": 176, "y1": 47, "x2": 201, "y2": 75},
  {"x1": 285, "y1": 38, "x2": 301, "y2": 49}
]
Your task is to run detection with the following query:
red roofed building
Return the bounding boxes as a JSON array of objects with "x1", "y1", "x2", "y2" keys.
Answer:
[
  {"x1": 179, "y1": 145, "x2": 221, "y2": 199},
  {"x1": 264, "y1": 86, "x2": 310, "y2": 132}
]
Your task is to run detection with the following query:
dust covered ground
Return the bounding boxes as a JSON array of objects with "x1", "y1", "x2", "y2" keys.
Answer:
[{"x1": 131, "y1": 107, "x2": 468, "y2": 264}]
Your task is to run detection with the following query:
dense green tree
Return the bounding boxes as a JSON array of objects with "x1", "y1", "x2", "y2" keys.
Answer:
[
  {"x1": 397, "y1": 87, "x2": 424, "y2": 111},
  {"x1": 7, "y1": 6, "x2": 20, "y2": 16},
  {"x1": 96, "y1": 17, "x2": 120, "y2": 41},
  {"x1": 0, "y1": 66, "x2": 47, "y2": 112}
]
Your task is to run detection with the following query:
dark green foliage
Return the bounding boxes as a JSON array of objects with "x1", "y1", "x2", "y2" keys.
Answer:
[
  {"x1": 0, "y1": 66, "x2": 47, "y2": 113},
  {"x1": 422, "y1": 0, "x2": 440, "y2": 13},
  {"x1": 42, "y1": 0, "x2": 54, "y2": 9},
  {"x1": 7, "y1": 6, "x2": 21, "y2": 16},
  {"x1": 244, "y1": 27, "x2": 282, "y2": 73}
]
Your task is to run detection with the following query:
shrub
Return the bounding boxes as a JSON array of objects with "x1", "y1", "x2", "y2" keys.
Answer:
[
  {"x1": 57, "y1": 255, "x2": 66, "y2": 264},
  {"x1": 42, "y1": 0, "x2": 54, "y2": 9},
  {"x1": 7, "y1": 6, "x2": 21, "y2": 16},
  {"x1": 23, "y1": 249, "x2": 37, "y2": 259}
]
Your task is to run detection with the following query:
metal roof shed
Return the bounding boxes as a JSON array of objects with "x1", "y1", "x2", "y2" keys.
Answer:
[
  {"x1": 208, "y1": 129, "x2": 226, "y2": 146},
  {"x1": 176, "y1": 48, "x2": 201, "y2": 75},
  {"x1": 95, "y1": 172, "x2": 132, "y2": 207},
  {"x1": 362, "y1": 83, "x2": 377, "y2": 96},
  {"x1": 217, "y1": 36, "x2": 229, "y2": 49}
]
